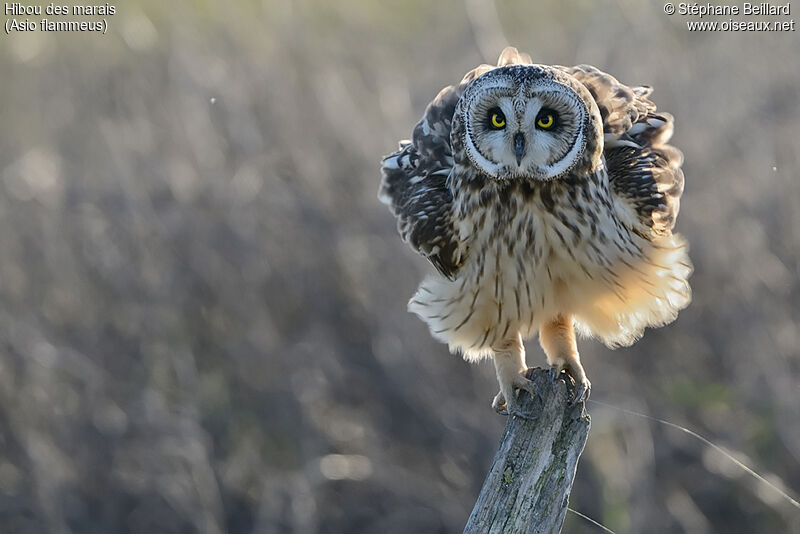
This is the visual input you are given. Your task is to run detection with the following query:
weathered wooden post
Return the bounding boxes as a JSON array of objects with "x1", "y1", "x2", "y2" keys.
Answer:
[{"x1": 464, "y1": 368, "x2": 590, "y2": 534}]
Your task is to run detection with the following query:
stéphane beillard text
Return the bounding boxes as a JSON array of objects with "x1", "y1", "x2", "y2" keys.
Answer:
[{"x1": 679, "y1": 2, "x2": 791, "y2": 17}]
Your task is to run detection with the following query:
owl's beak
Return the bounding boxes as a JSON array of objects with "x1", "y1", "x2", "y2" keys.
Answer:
[{"x1": 514, "y1": 133, "x2": 525, "y2": 166}]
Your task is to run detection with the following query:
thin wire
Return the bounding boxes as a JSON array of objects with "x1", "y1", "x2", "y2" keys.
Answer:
[
  {"x1": 567, "y1": 507, "x2": 618, "y2": 534},
  {"x1": 588, "y1": 399, "x2": 800, "y2": 511}
]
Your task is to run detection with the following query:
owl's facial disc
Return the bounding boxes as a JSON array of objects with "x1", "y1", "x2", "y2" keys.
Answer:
[{"x1": 460, "y1": 67, "x2": 590, "y2": 181}]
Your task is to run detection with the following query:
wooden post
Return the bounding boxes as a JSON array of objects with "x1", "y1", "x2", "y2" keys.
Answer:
[{"x1": 463, "y1": 368, "x2": 590, "y2": 534}]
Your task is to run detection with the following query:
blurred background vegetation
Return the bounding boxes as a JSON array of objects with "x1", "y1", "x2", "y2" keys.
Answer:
[{"x1": 1, "y1": 0, "x2": 799, "y2": 532}]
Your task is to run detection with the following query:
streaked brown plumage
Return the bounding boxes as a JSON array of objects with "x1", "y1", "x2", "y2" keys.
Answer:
[{"x1": 380, "y1": 48, "x2": 691, "y2": 416}]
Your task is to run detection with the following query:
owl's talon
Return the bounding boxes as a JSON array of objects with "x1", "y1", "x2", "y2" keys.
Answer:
[
  {"x1": 519, "y1": 376, "x2": 543, "y2": 401},
  {"x1": 549, "y1": 364, "x2": 564, "y2": 384},
  {"x1": 494, "y1": 401, "x2": 535, "y2": 418},
  {"x1": 492, "y1": 391, "x2": 508, "y2": 414},
  {"x1": 509, "y1": 408, "x2": 533, "y2": 420},
  {"x1": 491, "y1": 375, "x2": 540, "y2": 418},
  {"x1": 561, "y1": 366, "x2": 590, "y2": 406},
  {"x1": 492, "y1": 338, "x2": 542, "y2": 417},
  {"x1": 572, "y1": 382, "x2": 591, "y2": 406}
]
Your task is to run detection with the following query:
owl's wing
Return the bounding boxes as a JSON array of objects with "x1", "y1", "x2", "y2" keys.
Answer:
[
  {"x1": 379, "y1": 141, "x2": 462, "y2": 280},
  {"x1": 379, "y1": 64, "x2": 494, "y2": 280},
  {"x1": 557, "y1": 65, "x2": 684, "y2": 236}
]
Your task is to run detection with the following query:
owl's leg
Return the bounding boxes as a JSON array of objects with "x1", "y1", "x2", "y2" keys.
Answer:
[
  {"x1": 539, "y1": 314, "x2": 591, "y2": 404},
  {"x1": 491, "y1": 334, "x2": 541, "y2": 418}
]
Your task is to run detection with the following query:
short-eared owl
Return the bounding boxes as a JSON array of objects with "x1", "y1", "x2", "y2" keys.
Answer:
[{"x1": 379, "y1": 48, "x2": 691, "y2": 417}]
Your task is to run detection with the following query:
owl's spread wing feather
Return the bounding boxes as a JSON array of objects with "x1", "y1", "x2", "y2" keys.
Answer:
[
  {"x1": 604, "y1": 114, "x2": 684, "y2": 236},
  {"x1": 556, "y1": 64, "x2": 656, "y2": 135},
  {"x1": 379, "y1": 142, "x2": 462, "y2": 279},
  {"x1": 379, "y1": 61, "x2": 499, "y2": 279},
  {"x1": 557, "y1": 64, "x2": 684, "y2": 236}
]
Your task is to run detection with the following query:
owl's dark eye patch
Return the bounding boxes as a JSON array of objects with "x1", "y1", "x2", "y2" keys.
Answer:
[
  {"x1": 535, "y1": 108, "x2": 559, "y2": 130},
  {"x1": 487, "y1": 107, "x2": 506, "y2": 130}
]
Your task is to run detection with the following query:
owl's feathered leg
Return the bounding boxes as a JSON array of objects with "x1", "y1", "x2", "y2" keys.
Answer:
[
  {"x1": 539, "y1": 315, "x2": 591, "y2": 404},
  {"x1": 490, "y1": 334, "x2": 541, "y2": 418}
]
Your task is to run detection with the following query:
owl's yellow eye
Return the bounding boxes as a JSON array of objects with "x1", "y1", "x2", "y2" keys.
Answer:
[
  {"x1": 489, "y1": 109, "x2": 506, "y2": 129},
  {"x1": 535, "y1": 108, "x2": 558, "y2": 130},
  {"x1": 536, "y1": 113, "x2": 555, "y2": 129}
]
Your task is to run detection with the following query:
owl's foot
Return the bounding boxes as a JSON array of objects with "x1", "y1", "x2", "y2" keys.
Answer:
[
  {"x1": 549, "y1": 363, "x2": 591, "y2": 405},
  {"x1": 491, "y1": 369, "x2": 542, "y2": 419},
  {"x1": 540, "y1": 315, "x2": 590, "y2": 406},
  {"x1": 491, "y1": 336, "x2": 541, "y2": 418}
]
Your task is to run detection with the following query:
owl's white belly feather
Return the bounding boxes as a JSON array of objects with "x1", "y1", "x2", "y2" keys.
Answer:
[{"x1": 408, "y1": 180, "x2": 691, "y2": 361}]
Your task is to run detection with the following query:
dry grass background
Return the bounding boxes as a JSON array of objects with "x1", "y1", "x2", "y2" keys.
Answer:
[{"x1": 1, "y1": 1, "x2": 799, "y2": 532}]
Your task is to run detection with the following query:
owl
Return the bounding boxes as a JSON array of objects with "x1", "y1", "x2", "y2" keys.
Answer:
[{"x1": 379, "y1": 48, "x2": 691, "y2": 417}]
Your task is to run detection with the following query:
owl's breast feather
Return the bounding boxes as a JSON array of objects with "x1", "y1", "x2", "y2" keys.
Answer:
[{"x1": 408, "y1": 181, "x2": 691, "y2": 359}]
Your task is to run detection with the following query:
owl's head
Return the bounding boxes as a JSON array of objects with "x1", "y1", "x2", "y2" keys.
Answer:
[{"x1": 452, "y1": 65, "x2": 603, "y2": 181}]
